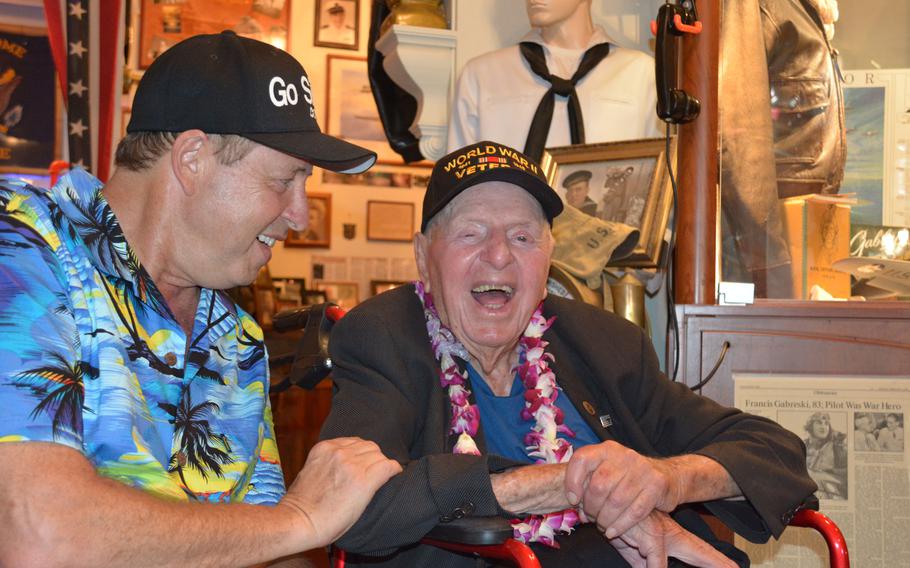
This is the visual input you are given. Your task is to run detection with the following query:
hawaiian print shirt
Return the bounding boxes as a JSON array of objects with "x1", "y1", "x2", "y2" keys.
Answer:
[{"x1": 0, "y1": 169, "x2": 285, "y2": 505}]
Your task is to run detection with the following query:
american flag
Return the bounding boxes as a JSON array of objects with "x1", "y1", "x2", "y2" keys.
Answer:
[{"x1": 43, "y1": 0, "x2": 124, "y2": 182}]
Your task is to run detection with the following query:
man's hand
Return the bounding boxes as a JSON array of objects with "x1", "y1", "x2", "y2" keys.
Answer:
[
  {"x1": 279, "y1": 437, "x2": 402, "y2": 549},
  {"x1": 609, "y1": 511, "x2": 737, "y2": 568},
  {"x1": 565, "y1": 441, "x2": 681, "y2": 539}
]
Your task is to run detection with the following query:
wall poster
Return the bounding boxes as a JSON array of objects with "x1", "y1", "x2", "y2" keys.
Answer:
[
  {"x1": 140, "y1": 0, "x2": 291, "y2": 68},
  {"x1": 0, "y1": 25, "x2": 59, "y2": 174},
  {"x1": 841, "y1": 69, "x2": 910, "y2": 227}
]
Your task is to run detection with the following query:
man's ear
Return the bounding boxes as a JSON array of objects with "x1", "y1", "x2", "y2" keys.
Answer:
[
  {"x1": 171, "y1": 130, "x2": 208, "y2": 195},
  {"x1": 414, "y1": 232, "x2": 430, "y2": 289}
]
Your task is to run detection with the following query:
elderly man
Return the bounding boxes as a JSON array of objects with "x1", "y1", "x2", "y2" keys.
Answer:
[
  {"x1": 321, "y1": 140, "x2": 817, "y2": 566},
  {"x1": 0, "y1": 31, "x2": 400, "y2": 566}
]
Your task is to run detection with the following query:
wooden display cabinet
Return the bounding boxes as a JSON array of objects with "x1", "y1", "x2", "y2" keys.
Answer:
[{"x1": 678, "y1": 302, "x2": 910, "y2": 406}]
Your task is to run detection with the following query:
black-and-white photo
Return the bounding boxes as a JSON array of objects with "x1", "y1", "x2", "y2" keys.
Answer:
[
  {"x1": 801, "y1": 411, "x2": 848, "y2": 500},
  {"x1": 314, "y1": 0, "x2": 359, "y2": 50},
  {"x1": 556, "y1": 157, "x2": 657, "y2": 228},
  {"x1": 855, "y1": 411, "x2": 904, "y2": 453}
]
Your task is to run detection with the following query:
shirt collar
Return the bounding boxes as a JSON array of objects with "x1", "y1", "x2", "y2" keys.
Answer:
[
  {"x1": 51, "y1": 168, "x2": 137, "y2": 283},
  {"x1": 520, "y1": 24, "x2": 612, "y2": 52},
  {"x1": 49, "y1": 168, "x2": 238, "y2": 322}
]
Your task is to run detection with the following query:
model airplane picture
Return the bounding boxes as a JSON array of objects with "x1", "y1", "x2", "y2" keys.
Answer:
[{"x1": 833, "y1": 257, "x2": 910, "y2": 297}]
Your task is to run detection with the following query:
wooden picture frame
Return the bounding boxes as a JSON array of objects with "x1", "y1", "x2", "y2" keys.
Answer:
[
  {"x1": 314, "y1": 280, "x2": 359, "y2": 310},
  {"x1": 326, "y1": 54, "x2": 422, "y2": 165},
  {"x1": 272, "y1": 277, "x2": 306, "y2": 311},
  {"x1": 285, "y1": 192, "x2": 331, "y2": 248},
  {"x1": 139, "y1": 0, "x2": 291, "y2": 68},
  {"x1": 370, "y1": 279, "x2": 408, "y2": 296},
  {"x1": 366, "y1": 200, "x2": 415, "y2": 242},
  {"x1": 0, "y1": 24, "x2": 61, "y2": 174},
  {"x1": 314, "y1": 0, "x2": 359, "y2": 50},
  {"x1": 322, "y1": 163, "x2": 431, "y2": 189},
  {"x1": 302, "y1": 289, "x2": 328, "y2": 306},
  {"x1": 541, "y1": 137, "x2": 677, "y2": 268}
]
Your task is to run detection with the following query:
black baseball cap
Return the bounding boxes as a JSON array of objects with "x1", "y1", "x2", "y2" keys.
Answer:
[
  {"x1": 421, "y1": 141, "x2": 563, "y2": 232},
  {"x1": 127, "y1": 31, "x2": 376, "y2": 174}
]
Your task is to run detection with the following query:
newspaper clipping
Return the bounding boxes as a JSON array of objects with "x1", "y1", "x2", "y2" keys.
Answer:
[{"x1": 734, "y1": 375, "x2": 910, "y2": 568}]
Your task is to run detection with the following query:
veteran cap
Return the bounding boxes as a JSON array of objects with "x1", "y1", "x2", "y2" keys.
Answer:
[
  {"x1": 127, "y1": 30, "x2": 375, "y2": 174},
  {"x1": 562, "y1": 169, "x2": 593, "y2": 188},
  {"x1": 421, "y1": 141, "x2": 563, "y2": 232}
]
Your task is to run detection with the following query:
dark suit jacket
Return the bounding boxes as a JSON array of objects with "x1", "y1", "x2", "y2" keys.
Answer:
[{"x1": 320, "y1": 285, "x2": 816, "y2": 566}]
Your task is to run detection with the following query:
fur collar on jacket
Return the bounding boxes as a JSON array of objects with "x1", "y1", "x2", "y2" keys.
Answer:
[{"x1": 805, "y1": 0, "x2": 839, "y2": 39}]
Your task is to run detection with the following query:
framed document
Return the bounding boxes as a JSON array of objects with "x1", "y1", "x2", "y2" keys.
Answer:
[{"x1": 366, "y1": 200, "x2": 415, "y2": 242}]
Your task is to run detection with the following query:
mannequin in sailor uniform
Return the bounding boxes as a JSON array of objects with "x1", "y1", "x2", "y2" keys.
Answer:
[{"x1": 447, "y1": 0, "x2": 661, "y2": 159}]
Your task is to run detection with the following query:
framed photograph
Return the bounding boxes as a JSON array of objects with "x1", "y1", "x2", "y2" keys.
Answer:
[
  {"x1": 139, "y1": 0, "x2": 291, "y2": 68},
  {"x1": 272, "y1": 277, "x2": 306, "y2": 310},
  {"x1": 314, "y1": 0, "x2": 359, "y2": 50},
  {"x1": 322, "y1": 163, "x2": 431, "y2": 189},
  {"x1": 314, "y1": 281, "x2": 359, "y2": 310},
  {"x1": 366, "y1": 200, "x2": 415, "y2": 242},
  {"x1": 285, "y1": 193, "x2": 331, "y2": 248},
  {"x1": 370, "y1": 279, "x2": 408, "y2": 296},
  {"x1": 0, "y1": 24, "x2": 61, "y2": 174},
  {"x1": 326, "y1": 55, "x2": 427, "y2": 165},
  {"x1": 541, "y1": 137, "x2": 677, "y2": 268},
  {"x1": 252, "y1": 265, "x2": 278, "y2": 328},
  {"x1": 302, "y1": 289, "x2": 328, "y2": 306}
]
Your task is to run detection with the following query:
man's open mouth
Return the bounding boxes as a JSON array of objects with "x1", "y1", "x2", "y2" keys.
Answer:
[
  {"x1": 471, "y1": 284, "x2": 514, "y2": 308},
  {"x1": 256, "y1": 234, "x2": 276, "y2": 248}
]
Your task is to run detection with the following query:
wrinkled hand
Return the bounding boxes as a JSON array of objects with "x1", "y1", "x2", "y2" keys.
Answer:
[
  {"x1": 281, "y1": 437, "x2": 402, "y2": 549},
  {"x1": 565, "y1": 441, "x2": 681, "y2": 539},
  {"x1": 609, "y1": 511, "x2": 737, "y2": 568}
]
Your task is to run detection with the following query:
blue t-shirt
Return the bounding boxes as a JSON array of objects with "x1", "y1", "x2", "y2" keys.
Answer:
[{"x1": 467, "y1": 363, "x2": 599, "y2": 463}]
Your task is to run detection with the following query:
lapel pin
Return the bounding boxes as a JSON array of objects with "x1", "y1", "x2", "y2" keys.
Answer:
[{"x1": 582, "y1": 401, "x2": 595, "y2": 415}]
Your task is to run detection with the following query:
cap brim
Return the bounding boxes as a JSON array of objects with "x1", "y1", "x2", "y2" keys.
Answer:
[
  {"x1": 245, "y1": 131, "x2": 377, "y2": 174},
  {"x1": 422, "y1": 167, "x2": 564, "y2": 231}
]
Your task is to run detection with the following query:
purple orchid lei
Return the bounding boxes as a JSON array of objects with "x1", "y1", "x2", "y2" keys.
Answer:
[{"x1": 414, "y1": 281, "x2": 579, "y2": 547}]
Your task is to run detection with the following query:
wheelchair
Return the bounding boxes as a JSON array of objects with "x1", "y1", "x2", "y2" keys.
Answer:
[{"x1": 269, "y1": 304, "x2": 849, "y2": 568}]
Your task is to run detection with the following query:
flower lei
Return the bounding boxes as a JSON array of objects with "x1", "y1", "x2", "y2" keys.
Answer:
[{"x1": 414, "y1": 281, "x2": 579, "y2": 547}]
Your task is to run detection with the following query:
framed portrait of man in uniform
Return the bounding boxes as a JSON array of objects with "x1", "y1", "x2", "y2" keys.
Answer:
[
  {"x1": 285, "y1": 193, "x2": 331, "y2": 248},
  {"x1": 314, "y1": 0, "x2": 359, "y2": 50},
  {"x1": 541, "y1": 138, "x2": 677, "y2": 267}
]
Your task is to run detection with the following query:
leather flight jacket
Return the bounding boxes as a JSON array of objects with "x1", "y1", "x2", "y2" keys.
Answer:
[
  {"x1": 765, "y1": 0, "x2": 847, "y2": 198},
  {"x1": 720, "y1": 0, "x2": 847, "y2": 273}
]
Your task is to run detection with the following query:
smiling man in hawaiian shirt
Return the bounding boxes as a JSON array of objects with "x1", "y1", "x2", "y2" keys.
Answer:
[{"x1": 0, "y1": 31, "x2": 400, "y2": 566}]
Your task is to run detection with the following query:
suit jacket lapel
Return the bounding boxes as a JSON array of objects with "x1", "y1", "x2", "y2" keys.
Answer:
[{"x1": 545, "y1": 328, "x2": 621, "y2": 443}]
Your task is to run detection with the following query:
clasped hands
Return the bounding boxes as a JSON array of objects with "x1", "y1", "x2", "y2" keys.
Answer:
[{"x1": 563, "y1": 441, "x2": 737, "y2": 568}]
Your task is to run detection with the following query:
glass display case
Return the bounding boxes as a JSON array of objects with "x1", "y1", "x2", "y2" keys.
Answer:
[{"x1": 718, "y1": 0, "x2": 910, "y2": 301}]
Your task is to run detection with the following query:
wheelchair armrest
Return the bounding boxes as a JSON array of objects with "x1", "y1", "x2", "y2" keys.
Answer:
[
  {"x1": 334, "y1": 517, "x2": 539, "y2": 568},
  {"x1": 419, "y1": 517, "x2": 540, "y2": 568},
  {"x1": 423, "y1": 516, "x2": 514, "y2": 546}
]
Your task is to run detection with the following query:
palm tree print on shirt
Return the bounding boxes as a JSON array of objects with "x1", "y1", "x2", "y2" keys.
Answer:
[
  {"x1": 159, "y1": 386, "x2": 234, "y2": 499},
  {"x1": 12, "y1": 352, "x2": 98, "y2": 438}
]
